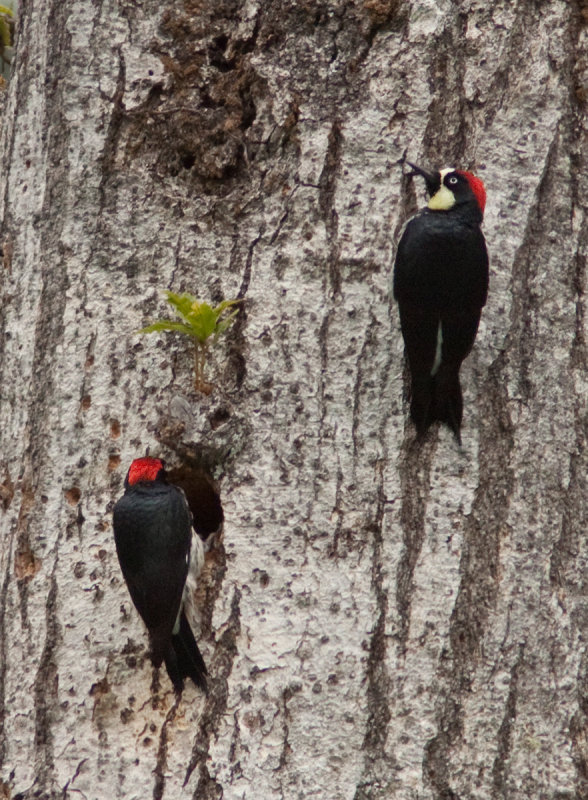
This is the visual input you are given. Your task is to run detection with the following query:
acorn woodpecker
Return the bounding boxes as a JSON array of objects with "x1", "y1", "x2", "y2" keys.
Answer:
[
  {"x1": 393, "y1": 162, "x2": 489, "y2": 442},
  {"x1": 113, "y1": 457, "x2": 208, "y2": 692}
]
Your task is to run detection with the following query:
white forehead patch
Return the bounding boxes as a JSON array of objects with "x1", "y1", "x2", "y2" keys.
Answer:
[{"x1": 439, "y1": 167, "x2": 457, "y2": 180}]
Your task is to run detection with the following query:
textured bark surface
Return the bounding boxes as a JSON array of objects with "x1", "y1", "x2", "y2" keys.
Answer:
[{"x1": 0, "y1": 1, "x2": 586, "y2": 798}]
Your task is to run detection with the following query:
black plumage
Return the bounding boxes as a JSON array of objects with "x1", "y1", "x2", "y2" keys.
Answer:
[
  {"x1": 113, "y1": 459, "x2": 207, "y2": 692},
  {"x1": 393, "y1": 165, "x2": 489, "y2": 441}
]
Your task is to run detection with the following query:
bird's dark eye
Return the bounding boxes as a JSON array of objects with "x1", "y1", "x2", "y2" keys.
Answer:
[{"x1": 448, "y1": 176, "x2": 458, "y2": 185}]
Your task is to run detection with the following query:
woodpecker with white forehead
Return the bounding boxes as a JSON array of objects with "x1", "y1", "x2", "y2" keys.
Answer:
[
  {"x1": 113, "y1": 457, "x2": 208, "y2": 692},
  {"x1": 393, "y1": 162, "x2": 489, "y2": 442}
]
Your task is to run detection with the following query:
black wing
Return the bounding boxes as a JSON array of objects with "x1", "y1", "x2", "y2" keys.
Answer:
[
  {"x1": 394, "y1": 211, "x2": 488, "y2": 309},
  {"x1": 113, "y1": 483, "x2": 191, "y2": 663},
  {"x1": 394, "y1": 212, "x2": 489, "y2": 439}
]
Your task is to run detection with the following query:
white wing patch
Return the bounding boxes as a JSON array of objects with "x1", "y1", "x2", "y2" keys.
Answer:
[
  {"x1": 431, "y1": 321, "x2": 443, "y2": 376},
  {"x1": 180, "y1": 529, "x2": 205, "y2": 625}
]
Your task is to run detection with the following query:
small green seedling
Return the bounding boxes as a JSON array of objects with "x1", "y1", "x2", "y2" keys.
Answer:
[{"x1": 139, "y1": 291, "x2": 241, "y2": 394}]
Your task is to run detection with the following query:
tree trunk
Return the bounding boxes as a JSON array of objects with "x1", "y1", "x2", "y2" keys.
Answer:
[{"x1": 0, "y1": 1, "x2": 586, "y2": 798}]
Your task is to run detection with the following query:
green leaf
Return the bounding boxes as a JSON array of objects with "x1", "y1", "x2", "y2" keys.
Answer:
[
  {"x1": 138, "y1": 320, "x2": 196, "y2": 336},
  {"x1": 187, "y1": 302, "x2": 218, "y2": 343},
  {"x1": 215, "y1": 298, "x2": 241, "y2": 315},
  {"x1": 165, "y1": 291, "x2": 198, "y2": 323},
  {"x1": 214, "y1": 308, "x2": 240, "y2": 336},
  {"x1": 0, "y1": 18, "x2": 10, "y2": 48},
  {"x1": 0, "y1": 6, "x2": 14, "y2": 17},
  {"x1": 140, "y1": 292, "x2": 241, "y2": 344}
]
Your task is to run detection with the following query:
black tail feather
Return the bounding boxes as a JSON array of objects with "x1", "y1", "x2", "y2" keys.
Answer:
[
  {"x1": 163, "y1": 611, "x2": 208, "y2": 693},
  {"x1": 431, "y1": 363, "x2": 463, "y2": 443},
  {"x1": 409, "y1": 365, "x2": 463, "y2": 443},
  {"x1": 409, "y1": 372, "x2": 434, "y2": 438}
]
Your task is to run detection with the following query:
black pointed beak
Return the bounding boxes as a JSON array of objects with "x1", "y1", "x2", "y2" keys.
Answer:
[{"x1": 406, "y1": 161, "x2": 440, "y2": 195}]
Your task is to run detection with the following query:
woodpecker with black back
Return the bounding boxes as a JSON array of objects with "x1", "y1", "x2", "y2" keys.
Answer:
[
  {"x1": 393, "y1": 162, "x2": 489, "y2": 442},
  {"x1": 113, "y1": 457, "x2": 208, "y2": 692}
]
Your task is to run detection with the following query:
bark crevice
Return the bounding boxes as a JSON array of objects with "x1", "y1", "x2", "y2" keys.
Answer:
[{"x1": 423, "y1": 354, "x2": 515, "y2": 797}]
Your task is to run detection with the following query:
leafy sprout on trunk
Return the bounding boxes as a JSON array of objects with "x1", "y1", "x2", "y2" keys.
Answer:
[
  {"x1": 0, "y1": 5, "x2": 14, "y2": 80},
  {"x1": 139, "y1": 291, "x2": 241, "y2": 394}
]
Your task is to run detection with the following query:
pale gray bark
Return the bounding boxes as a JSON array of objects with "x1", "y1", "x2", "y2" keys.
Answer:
[{"x1": 0, "y1": 1, "x2": 586, "y2": 799}]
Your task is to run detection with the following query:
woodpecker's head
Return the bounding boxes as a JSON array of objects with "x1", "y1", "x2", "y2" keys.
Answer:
[
  {"x1": 125, "y1": 457, "x2": 166, "y2": 488},
  {"x1": 407, "y1": 162, "x2": 486, "y2": 217}
]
